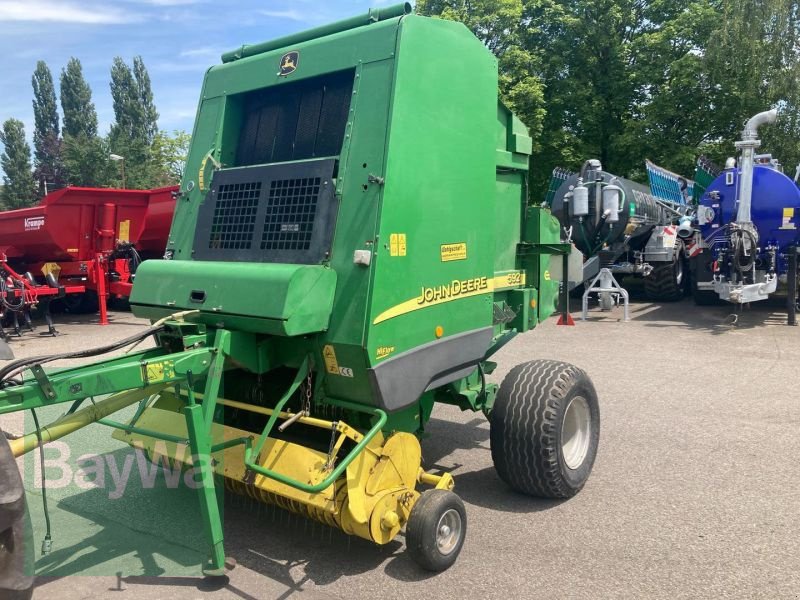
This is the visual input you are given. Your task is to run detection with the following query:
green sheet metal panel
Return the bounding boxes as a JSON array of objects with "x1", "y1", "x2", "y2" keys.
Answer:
[
  {"x1": 131, "y1": 261, "x2": 337, "y2": 336},
  {"x1": 365, "y1": 15, "x2": 498, "y2": 365}
]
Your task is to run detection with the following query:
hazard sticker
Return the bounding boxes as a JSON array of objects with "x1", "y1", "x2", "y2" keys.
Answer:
[{"x1": 322, "y1": 345, "x2": 339, "y2": 375}]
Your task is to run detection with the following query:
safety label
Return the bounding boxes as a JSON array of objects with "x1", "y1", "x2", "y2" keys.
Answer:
[
  {"x1": 390, "y1": 233, "x2": 407, "y2": 257},
  {"x1": 119, "y1": 220, "x2": 131, "y2": 242},
  {"x1": 143, "y1": 360, "x2": 175, "y2": 383},
  {"x1": 780, "y1": 207, "x2": 796, "y2": 230},
  {"x1": 440, "y1": 242, "x2": 467, "y2": 262},
  {"x1": 322, "y1": 345, "x2": 340, "y2": 375}
]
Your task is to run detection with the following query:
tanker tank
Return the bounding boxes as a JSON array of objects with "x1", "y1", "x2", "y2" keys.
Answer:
[
  {"x1": 548, "y1": 159, "x2": 694, "y2": 306},
  {"x1": 689, "y1": 108, "x2": 800, "y2": 309}
]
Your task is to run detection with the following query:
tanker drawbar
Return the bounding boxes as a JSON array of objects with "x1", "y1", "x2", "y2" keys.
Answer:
[{"x1": 0, "y1": 3, "x2": 599, "y2": 578}]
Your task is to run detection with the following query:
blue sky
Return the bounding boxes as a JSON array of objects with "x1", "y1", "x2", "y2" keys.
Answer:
[{"x1": 0, "y1": 0, "x2": 395, "y2": 177}]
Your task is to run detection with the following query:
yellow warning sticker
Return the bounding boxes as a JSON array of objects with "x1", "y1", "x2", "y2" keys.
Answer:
[
  {"x1": 441, "y1": 242, "x2": 467, "y2": 262},
  {"x1": 144, "y1": 360, "x2": 175, "y2": 383},
  {"x1": 119, "y1": 220, "x2": 131, "y2": 242},
  {"x1": 781, "y1": 207, "x2": 796, "y2": 230},
  {"x1": 322, "y1": 345, "x2": 340, "y2": 375},
  {"x1": 389, "y1": 233, "x2": 407, "y2": 257}
]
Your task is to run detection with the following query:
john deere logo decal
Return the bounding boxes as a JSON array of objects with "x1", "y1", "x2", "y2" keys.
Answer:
[{"x1": 279, "y1": 51, "x2": 299, "y2": 76}]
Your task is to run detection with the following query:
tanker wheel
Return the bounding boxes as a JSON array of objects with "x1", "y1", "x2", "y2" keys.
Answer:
[
  {"x1": 490, "y1": 360, "x2": 599, "y2": 498},
  {"x1": 644, "y1": 241, "x2": 687, "y2": 302},
  {"x1": 691, "y1": 283, "x2": 724, "y2": 306},
  {"x1": 689, "y1": 251, "x2": 724, "y2": 305},
  {"x1": 0, "y1": 431, "x2": 34, "y2": 600},
  {"x1": 61, "y1": 290, "x2": 99, "y2": 314},
  {"x1": 406, "y1": 489, "x2": 466, "y2": 572}
]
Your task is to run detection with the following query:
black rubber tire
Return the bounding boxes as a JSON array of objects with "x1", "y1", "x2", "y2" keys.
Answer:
[
  {"x1": 0, "y1": 432, "x2": 34, "y2": 600},
  {"x1": 644, "y1": 241, "x2": 687, "y2": 302},
  {"x1": 490, "y1": 360, "x2": 600, "y2": 499},
  {"x1": 692, "y1": 285, "x2": 724, "y2": 306},
  {"x1": 62, "y1": 290, "x2": 100, "y2": 314},
  {"x1": 406, "y1": 490, "x2": 467, "y2": 572}
]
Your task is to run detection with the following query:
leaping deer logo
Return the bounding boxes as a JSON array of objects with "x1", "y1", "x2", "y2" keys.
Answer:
[{"x1": 279, "y1": 51, "x2": 299, "y2": 75}]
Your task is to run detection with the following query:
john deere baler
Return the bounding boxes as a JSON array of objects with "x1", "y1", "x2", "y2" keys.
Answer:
[{"x1": 0, "y1": 3, "x2": 599, "y2": 581}]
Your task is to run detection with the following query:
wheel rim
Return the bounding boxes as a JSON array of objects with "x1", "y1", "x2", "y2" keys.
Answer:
[
  {"x1": 561, "y1": 395, "x2": 591, "y2": 470},
  {"x1": 435, "y1": 508, "x2": 462, "y2": 555}
]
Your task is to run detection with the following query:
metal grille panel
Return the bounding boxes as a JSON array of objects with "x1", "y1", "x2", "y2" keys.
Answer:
[
  {"x1": 192, "y1": 159, "x2": 338, "y2": 264},
  {"x1": 261, "y1": 177, "x2": 321, "y2": 251},
  {"x1": 209, "y1": 182, "x2": 261, "y2": 250}
]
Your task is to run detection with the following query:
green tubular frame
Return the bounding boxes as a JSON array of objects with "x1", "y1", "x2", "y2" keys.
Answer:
[
  {"x1": 240, "y1": 358, "x2": 389, "y2": 494},
  {"x1": 0, "y1": 325, "x2": 232, "y2": 575},
  {"x1": 0, "y1": 324, "x2": 389, "y2": 575}
]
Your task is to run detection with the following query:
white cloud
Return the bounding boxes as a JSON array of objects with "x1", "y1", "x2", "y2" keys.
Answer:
[
  {"x1": 259, "y1": 9, "x2": 307, "y2": 22},
  {"x1": 179, "y1": 46, "x2": 225, "y2": 58},
  {"x1": 0, "y1": 1, "x2": 139, "y2": 24},
  {"x1": 133, "y1": 0, "x2": 205, "y2": 5}
]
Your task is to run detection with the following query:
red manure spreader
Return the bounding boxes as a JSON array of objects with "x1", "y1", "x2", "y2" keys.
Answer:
[{"x1": 0, "y1": 186, "x2": 176, "y2": 341}]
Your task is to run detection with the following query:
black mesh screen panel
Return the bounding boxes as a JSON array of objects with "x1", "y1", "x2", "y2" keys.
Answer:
[
  {"x1": 261, "y1": 177, "x2": 321, "y2": 251},
  {"x1": 193, "y1": 159, "x2": 338, "y2": 264},
  {"x1": 209, "y1": 182, "x2": 261, "y2": 250},
  {"x1": 235, "y1": 70, "x2": 354, "y2": 167}
]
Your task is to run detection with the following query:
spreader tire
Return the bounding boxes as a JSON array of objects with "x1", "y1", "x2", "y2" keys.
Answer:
[
  {"x1": 61, "y1": 290, "x2": 100, "y2": 314},
  {"x1": 644, "y1": 241, "x2": 686, "y2": 302},
  {"x1": 0, "y1": 431, "x2": 34, "y2": 600},
  {"x1": 406, "y1": 490, "x2": 466, "y2": 572},
  {"x1": 490, "y1": 360, "x2": 599, "y2": 499}
]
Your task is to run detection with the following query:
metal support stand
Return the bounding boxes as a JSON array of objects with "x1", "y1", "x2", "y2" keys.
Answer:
[
  {"x1": 582, "y1": 268, "x2": 630, "y2": 321},
  {"x1": 556, "y1": 199, "x2": 575, "y2": 326},
  {"x1": 96, "y1": 254, "x2": 109, "y2": 326},
  {"x1": 190, "y1": 330, "x2": 230, "y2": 577},
  {"x1": 788, "y1": 247, "x2": 799, "y2": 326}
]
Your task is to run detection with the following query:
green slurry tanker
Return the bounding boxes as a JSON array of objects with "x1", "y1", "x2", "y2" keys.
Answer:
[{"x1": 0, "y1": 4, "x2": 599, "y2": 589}]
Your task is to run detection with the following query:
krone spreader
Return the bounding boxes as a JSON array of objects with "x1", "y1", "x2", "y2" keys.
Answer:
[{"x1": 0, "y1": 3, "x2": 599, "y2": 584}]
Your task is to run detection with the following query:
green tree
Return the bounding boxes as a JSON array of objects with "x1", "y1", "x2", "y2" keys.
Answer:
[
  {"x1": 703, "y1": 0, "x2": 800, "y2": 170},
  {"x1": 62, "y1": 135, "x2": 113, "y2": 188},
  {"x1": 0, "y1": 119, "x2": 37, "y2": 209},
  {"x1": 417, "y1": 0, "x2": 546, "y2": 150},
  {"x1": 150, "y1": 130, "x2": 191, "y2": 186},
  {"x1": 109, "y1": 56, "x2": 161, "y2": 188},
  {"x1": 133, "y1": 56, "x2": 159, "y2": 145},
  {"x1": 418, "y1": 0, "x2": 796, "y2": 190},
  {"x1": 60, "y1": 58, "x2": 108, "y2": 186},
  {"x1": 31, "y1": 61, "x2": 64, "y2": 195},
  {"x1": 60, "y1": 58, "x2": 98, "y2": 138}
]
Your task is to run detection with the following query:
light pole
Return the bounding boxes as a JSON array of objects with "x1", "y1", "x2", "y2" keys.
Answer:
[{"x1": 109, "y1": 154, "x2": 126, "y2": 188}]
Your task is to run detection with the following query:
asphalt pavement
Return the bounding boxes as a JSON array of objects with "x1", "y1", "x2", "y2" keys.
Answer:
[{"x1": 1, "y1": 295, "x2": 799, "y2": 599}]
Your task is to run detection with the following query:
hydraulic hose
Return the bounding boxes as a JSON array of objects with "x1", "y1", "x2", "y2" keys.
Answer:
[{"x1": 0, "y1": 323, "x2": 165, "y2": 385}]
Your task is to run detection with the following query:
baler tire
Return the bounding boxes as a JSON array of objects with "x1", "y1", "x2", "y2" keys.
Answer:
[
  {"x1": 643, "y1": 242, "x2": 687, "y2": 302},
  {"x1": 0, "y1": 431, "x2": 34, "y2": 600},
  {"x1": 406, "y1": 490, "x2": 466, "y2": 572},
  {"x1": 490, "y1": 360, "x2": 599, "y2": 499}
]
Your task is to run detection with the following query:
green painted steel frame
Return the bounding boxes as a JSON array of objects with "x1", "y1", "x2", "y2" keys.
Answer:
[{"x1": 0, "y1": 325, "x2": 233, "y2": 574}]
